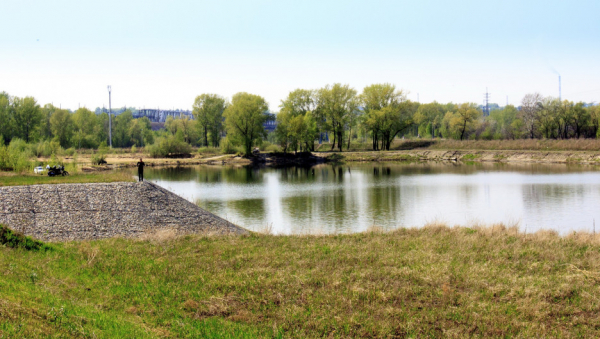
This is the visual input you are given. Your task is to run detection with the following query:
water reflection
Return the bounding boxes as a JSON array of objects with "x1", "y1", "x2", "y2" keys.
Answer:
[{"x1": 145, "y1": 163, "x2": 600, "y2": 234}]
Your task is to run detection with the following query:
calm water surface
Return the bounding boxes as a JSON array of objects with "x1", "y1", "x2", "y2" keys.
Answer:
[{"x1": 145, "y1": 163, "x2": 600, "y2": 234}]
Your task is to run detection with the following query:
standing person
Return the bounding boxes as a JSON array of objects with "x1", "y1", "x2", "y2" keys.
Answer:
[{"x1": 137, "y1": 158, "x2": 145, "y2": 182}]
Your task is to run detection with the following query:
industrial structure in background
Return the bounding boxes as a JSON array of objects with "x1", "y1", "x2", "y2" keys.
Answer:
[
  {"x1": 483, "y1": 88, "x2": 491, "y2": 116},
  {"x1": 133, "y1": 109, "x2": 193, "y2": 122},
  {"x1": 96, "y1": 105, "x2": 277, "y2": 132}
]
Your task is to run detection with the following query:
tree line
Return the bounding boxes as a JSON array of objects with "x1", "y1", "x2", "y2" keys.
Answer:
[{"x1": 1, "y1": 86, "x2": 599, "y2": 157}]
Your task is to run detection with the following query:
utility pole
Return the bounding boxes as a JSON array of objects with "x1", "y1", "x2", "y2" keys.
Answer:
[{"x1": 108, "y1": 85, "x2": 112, "y2": 148}]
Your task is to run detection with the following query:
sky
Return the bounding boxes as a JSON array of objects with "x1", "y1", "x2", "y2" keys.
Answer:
[{"x1": 1, "y1": 0, "x2": 599, "y2": 111}]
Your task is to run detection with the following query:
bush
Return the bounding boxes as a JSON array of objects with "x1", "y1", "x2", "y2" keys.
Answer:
[
  {"x1": 147, "y1": 135, "x2": 192, "y2": 158},
  {"x1": 34, "y1": 140, "x2": 63, "y2": 157},
  {"x1": 0, "y1": 139, "x2": 33, "y2": 172},
  {"x1": 65, "y1": 147, "x2": 76, "y2": 156},
  {"x1": 0, "y1": 224, "x2": 50, "y2": 251},
  {"x1": 220, "y1": 136, "x2": 240, "y2": 155},
  {"x1": 91, "y1": 152, "x2": 107, "y2": 165},
  {"x1": 198, "y1": 147, "x2": 221, "y2": 156},
  {"x1": 264, "y1": 144, "x2": 282, "y2": 153}
]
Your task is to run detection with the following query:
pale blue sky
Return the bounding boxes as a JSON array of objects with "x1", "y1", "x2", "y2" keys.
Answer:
[{"x1": 1, "y1": 0, "x2": 599, "y2": 111}]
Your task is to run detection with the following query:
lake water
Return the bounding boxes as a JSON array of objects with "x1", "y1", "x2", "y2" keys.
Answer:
[{"x1": 144, "y1": 163, "x2": 600, "y2": 235}]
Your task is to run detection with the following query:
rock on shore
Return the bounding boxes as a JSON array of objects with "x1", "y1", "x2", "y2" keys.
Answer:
[{"x1": 0, "y1": 181, "x2": 247, "y2": 241}]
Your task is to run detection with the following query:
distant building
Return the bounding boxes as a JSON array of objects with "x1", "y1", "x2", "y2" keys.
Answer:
[
  {"x1": 264, "y1": 112, "x2": 277, "y2": 133},
  {"x1": 134, "y1": 109, "x2": 193, "y2": 122}
]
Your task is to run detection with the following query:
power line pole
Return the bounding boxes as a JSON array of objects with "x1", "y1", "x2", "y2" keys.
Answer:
[
  {"x1": 108, "y1": 85, "x2": 112, "y2": 148},
  {"x1": 484, "y1": 88, "x2": 491, "y2": 116}
]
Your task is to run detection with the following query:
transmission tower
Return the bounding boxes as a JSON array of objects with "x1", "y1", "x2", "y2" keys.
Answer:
[{"x1": 483, "y1": 88, "x2": 491, "y2": 116}]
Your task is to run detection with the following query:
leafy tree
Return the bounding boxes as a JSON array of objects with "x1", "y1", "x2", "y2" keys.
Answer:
[
  {"x1": 538, "y1": 97, "x2": 560, "y2": 139},
  {"x1": 276, "y1": 89, "x2": 319, "y2": 152},
  {"x1": 39, "y1": 104, "x2": 57, "y2": 141},
  {"x1": 589, "y1": 105, "x2": 600, "y2": 137},
  {"x1": 50, "y1": 109, "x2": 74, "y2": 147},
  {"x1": 12, "y1": 96, "x2": 41, "y2": 143},
  {"x1": 72, "y1": 108, "x2": 98, "y2": 148},
  {"x1": 413, "y1": 102, "x2": 445, "y2": 138},
  {"x1": 571, "y1": 102, "x2": 590, "y2": 138},
  {"x1": 224, "y1": 92, "x2": 269, "y2": 155},
  {"x1": 315, "y1": 84, "x2": 358, "y2": 151},
  {"x1": 445, "y1": 103, "x2": 480, "y2": 140},
  {"x1": 165, "y1": 116, "x2": 198, "y2": 145},
  {"x1": 0, "y1": 93, "x2": 12, "y2": 144},
  {"x1": 112, "y1": 110, "x2": 133, "y2": 147},
  {"x1": 360, "y1": 84, "x2": 413, "y2": 150},
  {"x1": 192, "y1": 94, "x2": 226, "y2": 147},
  {"x1": 488, "y1": 105, "x2": 522, "y2": 139},
  {"x1": 129, "y1": 117, "x2": 153, "y2": 146}
]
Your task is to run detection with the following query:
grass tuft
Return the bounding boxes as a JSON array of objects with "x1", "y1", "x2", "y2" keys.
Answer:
[{"x1": 0, "y1": 224, "x2": 51, "y2": 251}]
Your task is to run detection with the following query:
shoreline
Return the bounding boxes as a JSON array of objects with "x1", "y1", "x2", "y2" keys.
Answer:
[{"x1": 28, "y1": 148, "x2": 600, "y2": 174}]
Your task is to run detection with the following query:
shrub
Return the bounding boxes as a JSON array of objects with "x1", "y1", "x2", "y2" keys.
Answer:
[
  {"x1": 220, "y1": 136, "x2": 240, "y2": 155},
  {"x1": 91, "y1": 152, "x2": 107, "y2": 165},
  {"x1": 264, "y1": 144, "x2": 282, "y2": 153},
  {"x1": 0, "y1": 224, "x2": 50, "y2": 251},
  {"x1": 147, "y1": 135, "x2": 192, "y2": 158},
  {"x1": 65, "y1": 147, "x2": 76, "y2": 156},
  {"x1": 34, "y1": 140, "x2": 63, "y2": 157},
  {"x1": 198, "y1": 147, "x2": 221, "y2": 156},
  {"x1": 0, "y1": 139, "x2": 33, "y2": 172}
]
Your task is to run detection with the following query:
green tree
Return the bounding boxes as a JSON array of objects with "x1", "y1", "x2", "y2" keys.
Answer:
[
  {"x1": 72, "y1": 107, "x2": 98, "y2": 148},
  {"x1": 538, "y1": 97, "x2": 560, "y2": 139},
  {"x1": 315, "y1": 84, "x2": 358, "y2": 152},
  {"x1": 165, "y1": 116, "x2": 198, "y2": 145},
  {"x1": 571, "y1": 102, "x2": 590, "y2": 138},
  {"x1": 50, "y1": 109, "x2": 74, "y2": 148},
  {"x1": 39, "y1": 104, "x2": 57, "y2": 141},
  {"x1": 12, "y1": 96, "x2": 41, "y2": 143},
  {"x1": 129, "y1": 117, "x2": 153, "y2": 147},
  {"x1": 192, "y1": 94, "x2": 226, "y2": 147},
  {"x1": 413, "y1": 102, "x2": 445, "y2": 138},
  {"x1": 489, "y1": 105, "x2": 521, "y2": 139},
  {"x1": 360, "y1": 83, "x2": 413, "y2": 150},
  {"x1": 276, "y1": 89, "x2": 319, "y2": 152},
  {"x1": 0, "y1": 93, "x2": 12, "y2": 144},
  {"x1": 224, "y1": 92, "x2": 269, "y2": 155},
  {"x1": 446, "y1": 103, "x2": 480, "y2": 140},
  {"x1": 112, "y1": 111, "x2": 133, "y2": 147}
]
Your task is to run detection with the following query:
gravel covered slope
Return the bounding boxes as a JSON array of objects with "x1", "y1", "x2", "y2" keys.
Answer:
[{"x1": 0, "y1": 181, "x2": 247, "y2": 241}]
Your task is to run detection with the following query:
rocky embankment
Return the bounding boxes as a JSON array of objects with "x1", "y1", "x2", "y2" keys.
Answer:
[{"x1": 0, "y1": 181, "x2": 247, "y2": 241}]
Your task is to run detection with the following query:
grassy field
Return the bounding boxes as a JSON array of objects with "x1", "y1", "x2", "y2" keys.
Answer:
[
  {"x1": 0, "y1": 171, "x2": 135, "y2": 186},
  {"x1": 2, "y1": 224, "x2": 600, "y2": 338}
]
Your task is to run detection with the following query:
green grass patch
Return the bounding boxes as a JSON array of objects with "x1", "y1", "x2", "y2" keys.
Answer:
[
  {"x1": 0, "y1": 171, "x2": 135, "y2": 186},
  {"x1": 461, "y1": 153, "x2": 481, "y2": 160},
  {"x1": 0, "y1": 224, "x2": 51, "y2": 251},
  {"x1": 1, "y1": 226, "x2": 600, "y2": 337}
]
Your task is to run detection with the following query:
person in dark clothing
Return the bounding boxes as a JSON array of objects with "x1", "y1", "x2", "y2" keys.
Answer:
[{"x1": 136, "y1": 158, "x2": 145, "y2": 182}]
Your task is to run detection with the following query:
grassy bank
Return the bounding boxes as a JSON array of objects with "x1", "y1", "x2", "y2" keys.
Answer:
[
  {"x1": 2, "y1": 225, "x2": 600, "y2": 337},
  {"x1": 427, "y1": 139, "x2": 600, "y2": 151},
  {"x1": 0, "y1": 171, "x2": 135, "y2": 186}
]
